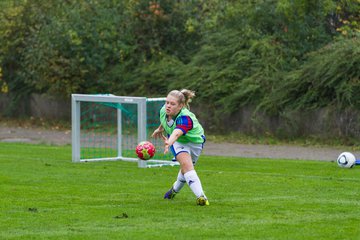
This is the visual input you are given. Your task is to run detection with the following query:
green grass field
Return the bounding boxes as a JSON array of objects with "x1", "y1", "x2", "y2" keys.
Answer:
[{"x1": 1, "y1": 143, "x2": 360, "y2": 239}]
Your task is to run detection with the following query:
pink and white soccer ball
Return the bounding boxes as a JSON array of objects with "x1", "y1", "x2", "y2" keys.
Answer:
[
  {"x1": 135, "y1": 141, "x2": 156, "y2": 160},
  {"x1": 337, "y1": 152, "x2": 356, "y2": 168}
]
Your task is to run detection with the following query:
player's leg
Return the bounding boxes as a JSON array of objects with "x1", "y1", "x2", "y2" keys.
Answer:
[
  {"x1": 188, "y1": 142, "x2": 209, "y2": 206},
  {"x1": 164, "y1": 142, "x2": 188, "y2": 199},
  {"x1": 173, "y1": 170, "x2": 186, "y2": 192},
  {"x1": 164, "y1": 170, "x2": 186, "y2": 199},
  {"x1": 164, "y1": 142, "x2": 209, "y2": 205},
  {"x1": 177, "y1": 152, "x2": 209, "y2": 205}
]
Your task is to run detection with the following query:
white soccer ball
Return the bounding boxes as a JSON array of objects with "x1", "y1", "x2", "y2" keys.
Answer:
[{"x1": 337, "y1": 152, "x2": 356, "y2": 168}]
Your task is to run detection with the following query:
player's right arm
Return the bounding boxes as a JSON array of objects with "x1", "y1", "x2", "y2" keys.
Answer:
[{"x1": 151, "y1": 124, "x2": 166, "y2": 140}]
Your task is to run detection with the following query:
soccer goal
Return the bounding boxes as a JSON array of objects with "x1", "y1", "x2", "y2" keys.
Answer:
[{"x1": 71, "y1": 94, "x2": 178, "y2": 168}]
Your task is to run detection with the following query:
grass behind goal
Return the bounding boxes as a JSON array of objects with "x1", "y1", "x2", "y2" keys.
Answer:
[{"x1": 1, "y1": 142, "x2": 360, "y2": 239}]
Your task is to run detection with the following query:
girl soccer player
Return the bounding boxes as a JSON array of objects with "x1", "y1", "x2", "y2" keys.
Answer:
[{"x1": 151, "y1": 89, "x2": 209, "y2": 206}]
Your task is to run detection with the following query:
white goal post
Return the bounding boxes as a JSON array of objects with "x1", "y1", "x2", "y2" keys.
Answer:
[{"x1": 71, "y1": 94, "x2": 179, "y2": 168}]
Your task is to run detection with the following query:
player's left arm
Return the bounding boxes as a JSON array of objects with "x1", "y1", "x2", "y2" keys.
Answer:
[
  {"x1": 164, "y1": 129, "x2": 183, "y2": 154},
  {"x1": 166, "y1": 128, "x2": 183, "y2": 146},
  {"x1": 163, "y1": 116, "x2": 192, "y2": 154}
]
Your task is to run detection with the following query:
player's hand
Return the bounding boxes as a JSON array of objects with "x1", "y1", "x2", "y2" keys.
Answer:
[
  {"x1": 164, "y1": 139, "x2": 170, "y2": 154},
  {"x1": 151, "y1": 128, "x2": 164, "y2": 139}
]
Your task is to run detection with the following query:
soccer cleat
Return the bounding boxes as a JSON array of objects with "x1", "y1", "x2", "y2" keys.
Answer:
[
  {"x1": 196, "y1": 196, "x2": 210, "y2": 206},
  {"x1": 164, "y1": 187, "x2": 177, "y2": 199}
]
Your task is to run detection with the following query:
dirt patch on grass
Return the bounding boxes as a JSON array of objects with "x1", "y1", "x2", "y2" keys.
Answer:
[{"x1": 1, "y1": 123, "x2": 358, "y2": 162}]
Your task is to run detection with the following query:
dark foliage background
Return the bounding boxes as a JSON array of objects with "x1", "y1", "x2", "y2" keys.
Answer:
[{"x1": 0, "y1": 0, "x2": 359, "y2": 137}]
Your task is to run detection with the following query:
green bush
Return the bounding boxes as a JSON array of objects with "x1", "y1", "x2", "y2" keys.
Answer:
[
  {"x1": 0, "y1": 0, "x2": 359, "y2": 135},
  {"x1": 260, "y1": 36, "x2": 360, "y2": 113}
]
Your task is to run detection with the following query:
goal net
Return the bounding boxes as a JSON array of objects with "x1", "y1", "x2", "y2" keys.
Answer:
[{"x1": 71, "y1": 94, "x2": 178, "y2": 168}]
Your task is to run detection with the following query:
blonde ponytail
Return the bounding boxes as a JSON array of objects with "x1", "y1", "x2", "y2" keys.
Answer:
[
  {"x1": 167, "y1": 89, "x2": 196, "y2": 109},
  {"x1": 180, "y1": 89, "x2": 195, "y2": 109}
]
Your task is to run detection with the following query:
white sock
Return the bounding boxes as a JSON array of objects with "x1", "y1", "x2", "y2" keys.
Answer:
[
  {"x1": 172, "y1": 170, "x2": 186, "y2": 193},
  {"x1": 184, "y1": 170, "x2": 206, "y2": 198}
]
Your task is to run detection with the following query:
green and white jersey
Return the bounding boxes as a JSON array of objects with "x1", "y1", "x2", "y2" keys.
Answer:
[{"x1": 159, "y1": 106, "x2": 205, "y2": 144}]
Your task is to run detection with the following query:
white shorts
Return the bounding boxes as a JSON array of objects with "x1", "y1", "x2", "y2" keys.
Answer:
[{"x1": 170, "y1": 140, "x2": 205, "y2": 165}]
